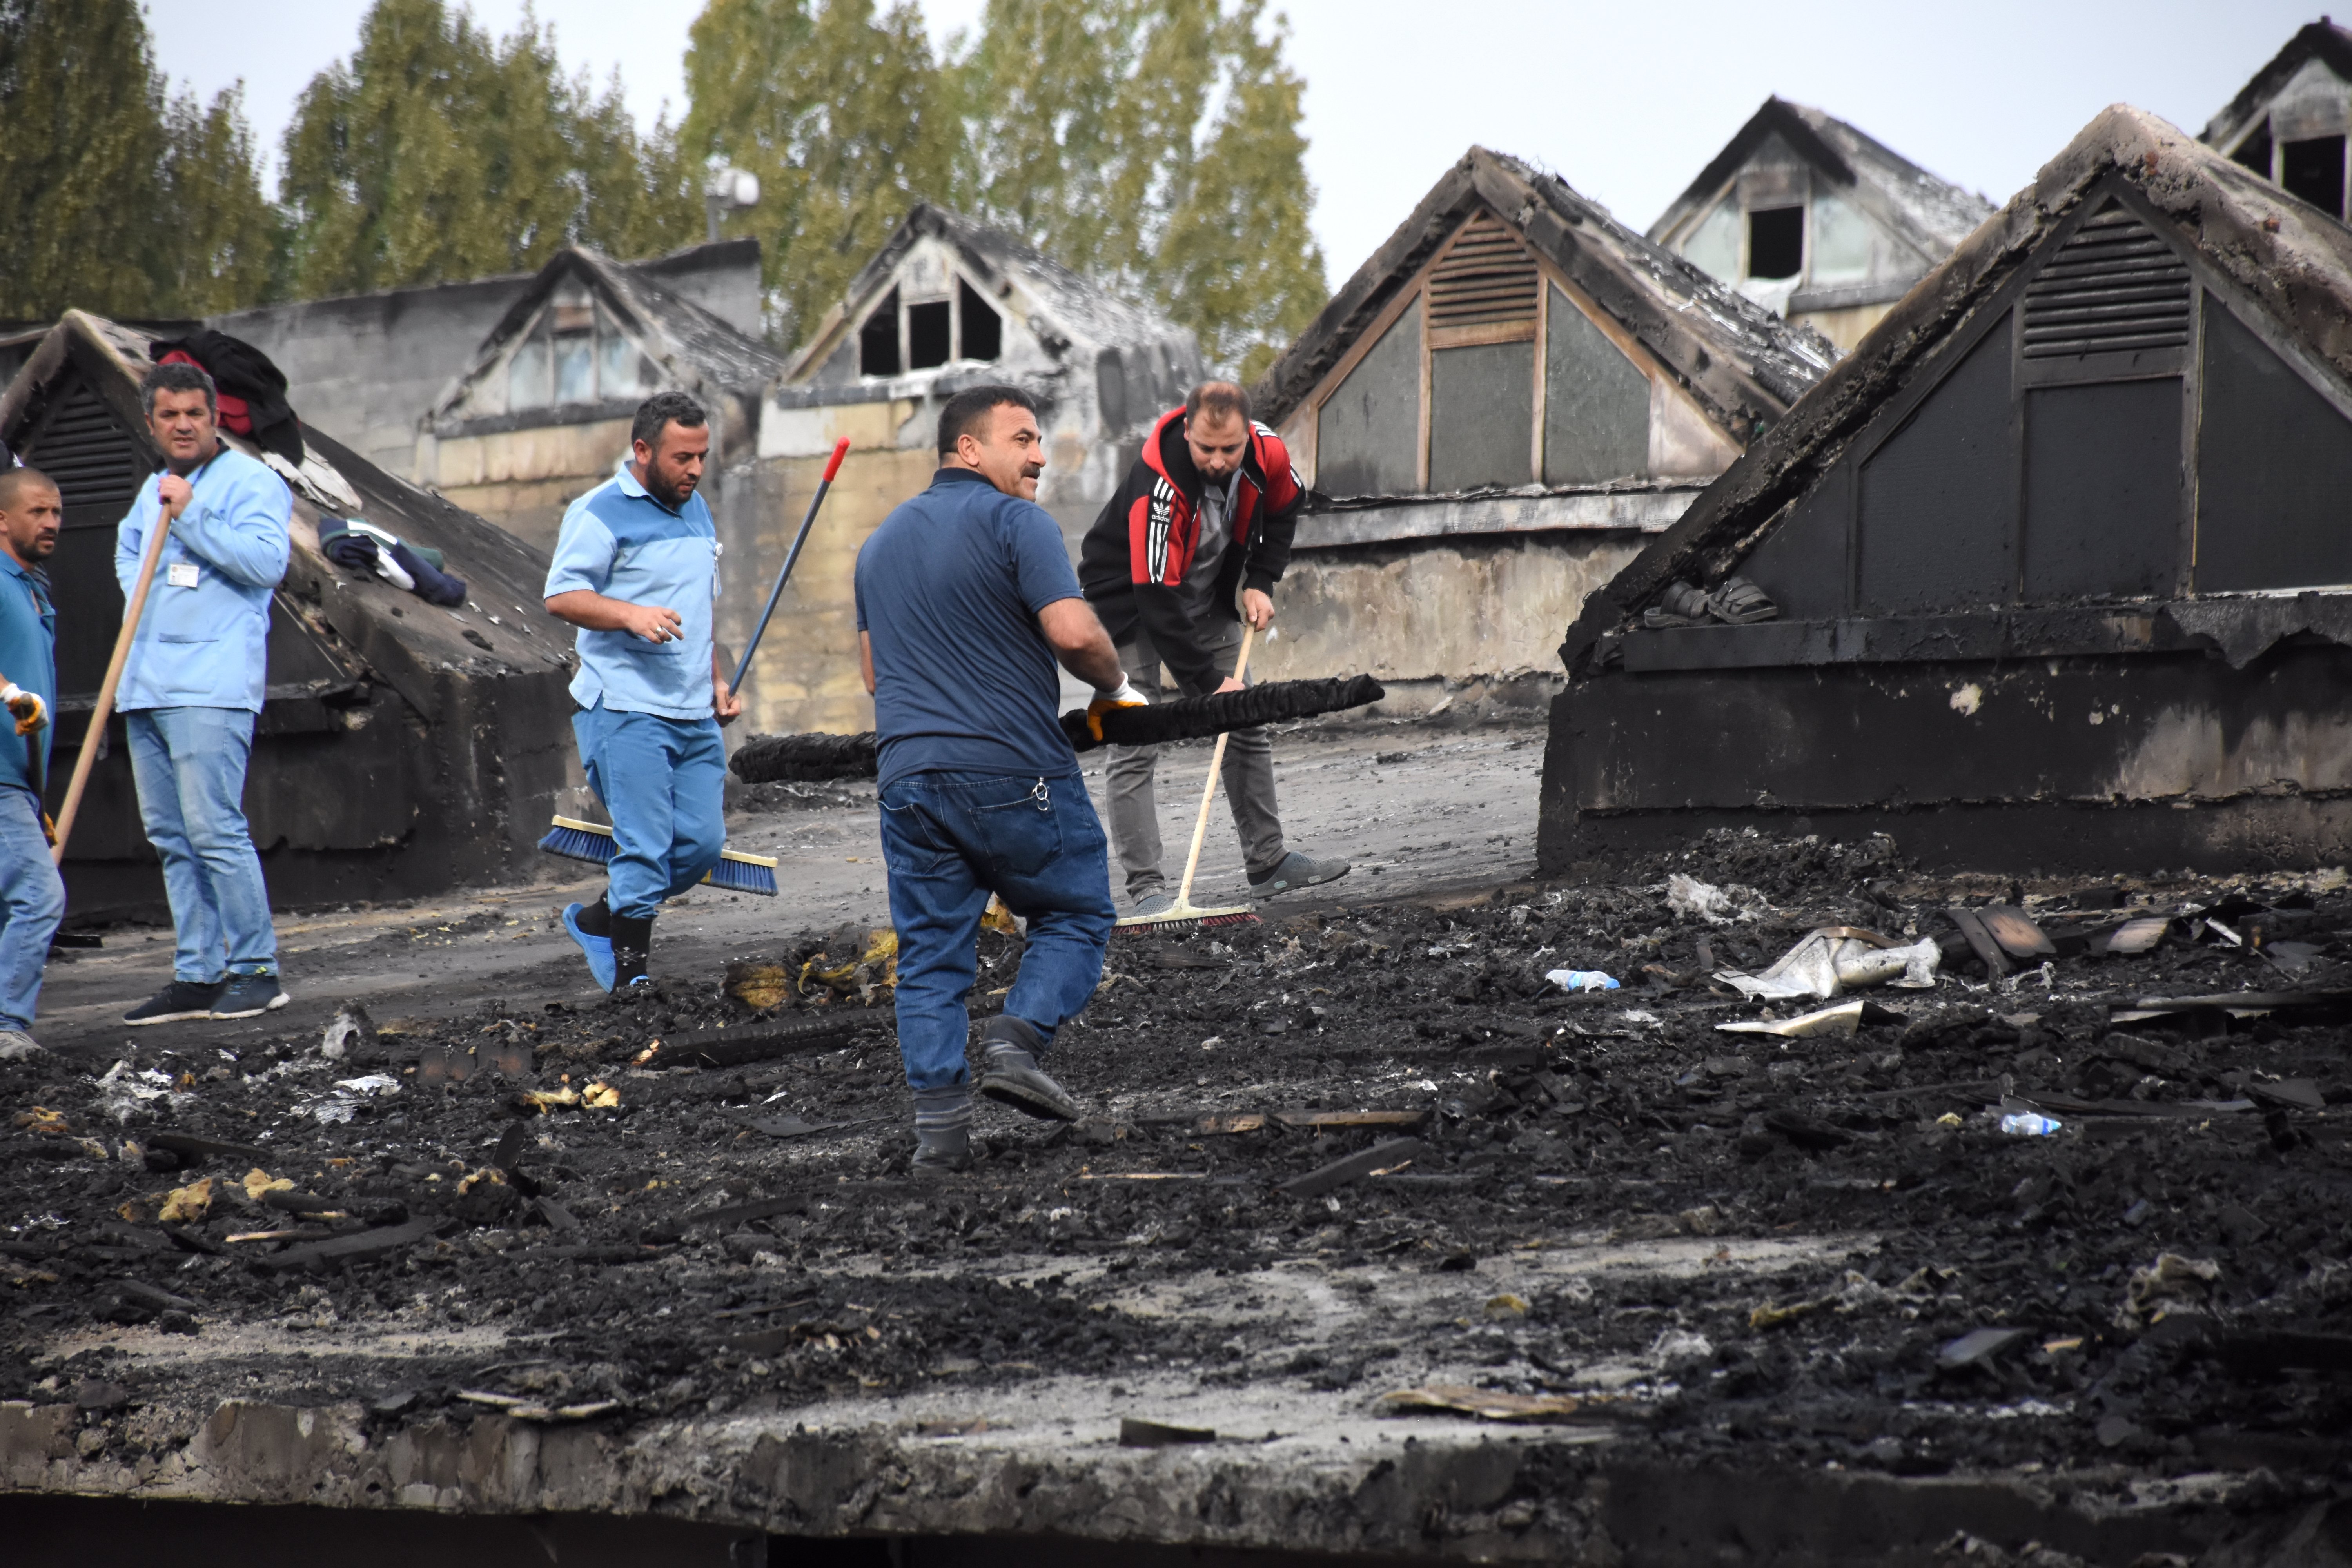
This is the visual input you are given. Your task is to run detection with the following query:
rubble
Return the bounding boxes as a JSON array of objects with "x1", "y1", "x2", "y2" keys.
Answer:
[{"x1": 3, "y1": 822, "x2": 2351, "y2": 1555}]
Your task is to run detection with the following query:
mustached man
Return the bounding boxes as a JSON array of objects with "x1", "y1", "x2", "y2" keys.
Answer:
[{"x1": 546, "y1": 392, "x2": 742, "y2": 995}]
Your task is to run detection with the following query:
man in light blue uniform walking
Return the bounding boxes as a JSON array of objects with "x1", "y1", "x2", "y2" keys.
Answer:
[
  {"x1": 115, "y1": 361, "x2": 292, "y2": 1026},
  {"x1": 0, "y1": 467, "x2": 65, "y2": 1059},
  {"x1": 546, "y1": 391, "x2": 742, "y2": 995}
]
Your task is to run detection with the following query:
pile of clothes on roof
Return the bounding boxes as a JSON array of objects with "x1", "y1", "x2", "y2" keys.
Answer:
[
  {"x1": 319, "y1": 520, "x2": 468, "y2": 608},
  {"x1": 1641, "y1": 575, "x2": 1777, "y2": 630}
]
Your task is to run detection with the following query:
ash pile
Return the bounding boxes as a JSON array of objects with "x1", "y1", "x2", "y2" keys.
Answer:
[{"x1": 4, "y1": 829, "x2": 2351, "y2": 1533}]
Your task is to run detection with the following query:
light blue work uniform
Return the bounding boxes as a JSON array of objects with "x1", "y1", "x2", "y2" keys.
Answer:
[
  {"x1": 113, "y1": 445, "x2": 291, "y2": 983},
  {"x1": 0, "y1": 548, "x2": 63, "y2": 1032},
  {"x1": 545, "y1": 459, "x2": 726, "y2": 918}
]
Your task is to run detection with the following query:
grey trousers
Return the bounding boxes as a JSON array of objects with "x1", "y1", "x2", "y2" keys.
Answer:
[{"x1": 1106, "y1": 626, "x2": 1285, "y2": 897}]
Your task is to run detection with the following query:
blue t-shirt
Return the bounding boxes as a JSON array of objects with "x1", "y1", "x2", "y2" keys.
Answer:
[
  {"x1": 0, "y1": 551, "x2": 54, "y2": 798},
  {"x1": 855, "y1": 468, "x2": 1084, "y2": 788},
  {"x1": 545, "y1": 459, "x2": 719, "y2": 720}
]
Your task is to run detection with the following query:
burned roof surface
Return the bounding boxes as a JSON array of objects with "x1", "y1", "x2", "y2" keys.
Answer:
[
  {"x1": 1252, "y1": 146, "x2": 1837, "y2": 447},
  {"x1": 1647, "y1": 98, "x2": 1994, "y2": 270},
  {"x1": 2201, "y1": 18, "x2": 2352, "y2": 152},
  {"x1": 782, "y1": 201, "x2": 1194, "y2": 383},
  {"x1": 1560, "y1": 103, "x2": 2352, "y2": 670}
]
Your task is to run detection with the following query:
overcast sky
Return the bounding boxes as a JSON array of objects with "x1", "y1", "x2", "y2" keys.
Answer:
[{"x1": 150, "y1": 1, "x2": 2311, "y2": 289}]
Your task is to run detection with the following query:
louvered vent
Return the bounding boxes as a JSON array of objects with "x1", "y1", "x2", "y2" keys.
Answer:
[
  {"x1": 1426, "y1": 213, "x2": 1539, "y2": 328},
  {"x1": 21, "y1": 379, "x2": 150, "y2": 511},
  {"x1": 2020, "y1": 203, "x2": 2192, "y2": 359}
]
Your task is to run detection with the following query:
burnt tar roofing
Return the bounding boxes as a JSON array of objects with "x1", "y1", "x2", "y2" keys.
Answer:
[
  {"x1": 1558, "y1": 104, "x2": 2352, "y2": 672},
  {"x1": 1249, "y1": 146, "x2": 1837, "y2": 450}
]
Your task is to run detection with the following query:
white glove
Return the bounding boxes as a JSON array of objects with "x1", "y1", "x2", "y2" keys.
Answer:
[
  {"x1": 1094, "y1": 676, "x2": 1147, "y2": 706},
  {"x1": 1, "y1": 683, "x2": 44, "y2": 734}
]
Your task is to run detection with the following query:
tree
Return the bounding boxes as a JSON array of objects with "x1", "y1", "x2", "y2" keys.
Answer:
[
  {"x1": 279, "y1": 0, "x2": 696, "y2": 299},
  {"x1": 157, "y1": 85, "x2": 283, "y2": 317},
  {"x1": 681, "y1": 0, "x2": 956, "y2": 347},
  {"x1": 952, "y1": 0, "x2": 1325, "y2": 377}
]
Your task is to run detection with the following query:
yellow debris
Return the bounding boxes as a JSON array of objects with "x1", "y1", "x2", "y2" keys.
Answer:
[
  {"x1": 582, "y1": 1081, "x2": 620, "y2": 1109},
  {"x1": 1483, "y1": 1293, "x2": 1531, "y2": 1319},
  {"x1": 158, "y1": 1177, "x2": 214, "y2": 1224},
  {"x1": 13, "y1": 1107, "x2": 66, "y2": 1134},
  {"x1": 456, "y1": 1167, "x2": 506, "y2": 1196},
  {"x1": 981, "y1": 898, "x2": 1020, "y2": 936},
  {"x1": 521, "y1": 1087, "x2": 580, "y2": 1113},
  {"x1": 243, "y1": 1168, "x2": 294, "y2": 1201},
  {"x1": 1748, "y1": 1296, "x2": 1825, "y2": 1330},
  {"x1": 1935, "y1": 1112, "x2": 1963, "y2": 1128}
]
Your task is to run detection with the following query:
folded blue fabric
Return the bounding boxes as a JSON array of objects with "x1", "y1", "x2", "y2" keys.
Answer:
[
  {"x1": 321, "y1": 529, "x2": 378, "y2": 573},
  {"x1": 388, "y1": 541, "x2": 467, "y2": 607}
]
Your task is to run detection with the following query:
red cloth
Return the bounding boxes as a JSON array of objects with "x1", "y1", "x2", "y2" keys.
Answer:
[{"x1": 157, "y1": 349, "x2": 251, "y2": 434}]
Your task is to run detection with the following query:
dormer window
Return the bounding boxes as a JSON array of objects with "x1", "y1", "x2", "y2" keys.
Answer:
[
  {"x1": 855, "y1": 276, "x2": 1002, "y2": 377},
  {"x1": 509, "y1": 287, "x2": 654, "y2": 412}
]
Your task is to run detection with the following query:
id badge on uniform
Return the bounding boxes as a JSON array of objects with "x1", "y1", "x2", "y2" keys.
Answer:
[{"x1": 166, "y1": 563, "x2": 200, "y2": 588}]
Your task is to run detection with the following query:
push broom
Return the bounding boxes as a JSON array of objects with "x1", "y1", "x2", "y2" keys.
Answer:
[
  {"x1": 538, "y1": 437, "x2": 851, "y2": 897},
  {"x1": 1114, "y1": 623, "x2": 1264, "y2": 935}
]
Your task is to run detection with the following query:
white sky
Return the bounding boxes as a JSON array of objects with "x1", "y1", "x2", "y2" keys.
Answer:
[{"x1": 149, "y1": 0, "x2": 2311, "y2": 291}]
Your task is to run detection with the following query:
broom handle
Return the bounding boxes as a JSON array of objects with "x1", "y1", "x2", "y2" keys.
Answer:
[
  {"x1": 1174, "y1": 622, "x2": 1256, "y2": 909},
  {"x1": 729, "y1": 437, "x2": 849, "y2": 695},
  {"x1": 51, "y1": 494, "x2": 177, "y2": 864}
]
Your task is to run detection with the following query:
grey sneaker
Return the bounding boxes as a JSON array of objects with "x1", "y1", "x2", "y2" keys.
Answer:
[
  {"x1": 1247, "y1": 851, "x2": 1350, "y2": 896},
  {"x1": 1127, "y1": 889, "x2": 1177, "y2": 919},
  {"x1": 0, "y1": 1029, "x2": 44, "y2": 1061},
  {"x1": 976, "y1": 1017, "x2": 1081, "y2": 1122},
  {"x1": 211, "y1": 974, "x2": 289, "y2": 1020},
  {"x1": 124, "y1": 980, "x2": 225, "y2": 1026}
]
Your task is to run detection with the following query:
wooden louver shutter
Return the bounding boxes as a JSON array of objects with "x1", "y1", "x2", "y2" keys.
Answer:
[
  {"x1": 2020, "y1": 202, "x2": 2192, "y2": 359},
  {"x1": 1426, "y1": 212, "x2": 1539, "y2": 330}
]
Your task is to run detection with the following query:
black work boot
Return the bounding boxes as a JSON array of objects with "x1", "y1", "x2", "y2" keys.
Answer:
[
  {"x1": 976, "y1": 1014, "x2": 1081, "y2": 1121},
  {"x1": 609, "y1": 913, "x2": 654, "y2": 996},
  {"x1": 911, "y1": 1085, "x2": 973, "y2": 1174}
]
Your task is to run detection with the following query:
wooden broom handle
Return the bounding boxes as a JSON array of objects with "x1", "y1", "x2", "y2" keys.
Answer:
[
  {"x1": 1173, "y1": 622, "x2": 1256, "y2": 909},
  {"x1": 51, "y1": 503, "x2": 174, "y2": 863}
]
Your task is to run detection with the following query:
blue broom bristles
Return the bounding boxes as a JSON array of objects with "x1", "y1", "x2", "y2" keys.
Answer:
[{"x1": 538, "y1": 815, "x2": 779, "y2": 898}]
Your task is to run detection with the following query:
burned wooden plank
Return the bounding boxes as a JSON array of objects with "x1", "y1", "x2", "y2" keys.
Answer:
[
  {"x1": 664, "y1": 1013, "x2": 879, "y2": 1069},
  {"x1": 1276, "y1": 1136, "x2": 1423, "y2": 1199},
  {"x1": 691, "y1": 1193, "x2": 812, "y2": 1229},
  {"x1": 1272, "y1": 1109, "x2": 1430, "y2": 1131},
  {"x1": 1119, "y1": 1418, "x2": 1215, "y2": 1447},
  {"x1": 256, "y1": 1216, "x2": 452, "y2": 1272},
  {"x1": 1945, "y1": 908, "x2": 2011, "y2": 978},
  {"x1": 1977, "y1": 906, "x2": 2055, "y2": 958}
]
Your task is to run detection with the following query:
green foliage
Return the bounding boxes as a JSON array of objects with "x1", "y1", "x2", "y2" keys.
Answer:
[
  {"x1": 682, "y1": 0, "x2": 955, "y2": 347},
  {"x1": 0, "y1": 0, "x2": 279, "y2": 319},
  {"x1": 953, "y1": 0, "x2": 1326, "y2": 376},
  {"x1": 279, "y1": 0, "x2": 696, "y2": 299}
]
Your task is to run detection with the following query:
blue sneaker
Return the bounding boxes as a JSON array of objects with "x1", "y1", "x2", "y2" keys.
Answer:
[{"x1": 562, "y1": 903, "x2": 615, "y2": 991}]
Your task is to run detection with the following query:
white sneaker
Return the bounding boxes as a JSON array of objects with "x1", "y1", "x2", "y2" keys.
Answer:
[{"x1": 0, "y1": 1029, "x2": 45, "y2": 1061}]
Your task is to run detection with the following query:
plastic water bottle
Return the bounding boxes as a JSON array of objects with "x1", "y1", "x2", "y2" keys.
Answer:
[
  {"x1": 1999, "y1": 1112, "x2": 2062, "y2": 1136},
  {"x1": 1546, "y1": 969, "x2": 1620, "y2": 993}
]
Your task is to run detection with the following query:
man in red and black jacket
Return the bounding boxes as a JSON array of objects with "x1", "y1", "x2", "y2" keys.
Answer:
[{"x1": 1078, "y1": 381, "x2": 1349, "y2": 915}]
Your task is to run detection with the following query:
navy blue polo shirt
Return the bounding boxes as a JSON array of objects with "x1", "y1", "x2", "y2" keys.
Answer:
[
  {"x1": 855, "y1": 468, "x2": 1084, "y2": 789},
  {"x1": 0, "y1": 550, "x2": 55, "y2": 797}
]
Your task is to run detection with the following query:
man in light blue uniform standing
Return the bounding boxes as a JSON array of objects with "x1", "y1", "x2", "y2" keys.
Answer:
[
  {"x1": 115, "y1": 361, "x2": 292, "y2": 1026},
  {"x1": 546, "y1": 391, "x2": 742, "y2": 995},
  {"x1": 0, "y1": 467, "x2": 65, "y2": 1059}
]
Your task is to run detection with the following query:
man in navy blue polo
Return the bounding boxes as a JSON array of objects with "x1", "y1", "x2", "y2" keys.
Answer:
[
  {"x1": 546, "y1": 391, "x2": 742, "y2": 995},
  {"x1": 855, "y1": 383, "x2": 1141, "y2": 1174},
  {"x1": 0, "y1": 466, "x2": 64, "y2": 1059}
]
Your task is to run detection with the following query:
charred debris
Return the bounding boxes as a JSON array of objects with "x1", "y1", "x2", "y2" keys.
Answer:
[{"x1": 4, "y1": 829, "x2": 2352, "y2": 1555}]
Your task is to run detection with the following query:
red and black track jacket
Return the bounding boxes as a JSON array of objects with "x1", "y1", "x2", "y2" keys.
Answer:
[{"x1": 1078, "y1": 407, "x2": 1303, "y2": 691}]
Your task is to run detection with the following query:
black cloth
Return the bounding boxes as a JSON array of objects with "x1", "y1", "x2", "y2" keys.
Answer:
[
  {"x1": 1058, "y1": 674, "x2": 1384, "y2": 754},
  {"x1": 148, "y1": 330, "x2": 305, "y2": 465}
]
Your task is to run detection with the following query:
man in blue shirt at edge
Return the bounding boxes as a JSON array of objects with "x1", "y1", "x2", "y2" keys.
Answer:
[
  {"x1": 546, "y1": 391, "x2": 743, "y2": 995},
  {"x1": 856, "y1": 383, "x2": 1145, "y2": 1174},
  {"x1": 114, "y1": 362, "x2": 293, "y2": 1027},
  {"x1": 0, "y1": 466, "x2": 65, "y2": 1060}
]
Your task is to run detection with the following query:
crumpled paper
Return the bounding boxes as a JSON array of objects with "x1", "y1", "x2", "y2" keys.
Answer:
[{"x1": 1716, "y1": 926, "x2": 1940, "y2": 1000}]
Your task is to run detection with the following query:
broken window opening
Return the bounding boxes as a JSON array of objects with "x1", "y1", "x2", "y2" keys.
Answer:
[
  {"x1": 908, "y1": 300, "x2": 952, "y2": 370},
  {"x1": 2231, "y1": 120, "x2": 2273, "y2": 177},
  {"x1": 2280, "y1": 135, "x2": 2346, "y2": 219},
  {"x1": 506, "y1": 297, "x2": 644, "y2": 412},
  {"x1": 1747, "y1": 207, "x2": 1804, "y2": 281},
  {"x1": 960, "y1": 279, "x2": 1002, "y2": 362},
  {"x1": 859, "y1": 289, "x2": 901, "y2": 377}
]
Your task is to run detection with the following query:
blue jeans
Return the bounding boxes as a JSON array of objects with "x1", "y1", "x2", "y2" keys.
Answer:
[
  {"x1": 127, "y1": 707, "x2": 276, "y2": 983},
  {"x1": 877, "y1": 769, "x2": 1115, "y2": 1093},
  {"x1": 0, "y1": 785, "x2": 64, "y2": 1031},
  {"x1": 573, "y1": 703, "x2": 726, "y2": 919}
]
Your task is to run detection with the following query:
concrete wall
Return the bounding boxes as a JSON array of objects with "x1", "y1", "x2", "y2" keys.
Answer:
[{"x1": 421, "y1": 416, "x2": 635, "y2": 557}]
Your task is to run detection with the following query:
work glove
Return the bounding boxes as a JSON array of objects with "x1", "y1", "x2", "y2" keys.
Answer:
[
  {"x1": 2, "y1": 683, "x2": 45, "y2": 736},
  {"x1": 1085, "y1": 676, "x2": 1148, "y2": 742}
]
